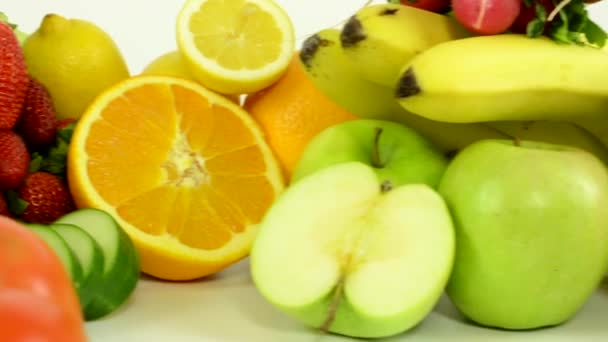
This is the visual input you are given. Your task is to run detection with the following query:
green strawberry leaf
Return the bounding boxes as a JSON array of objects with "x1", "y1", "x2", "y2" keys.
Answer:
[
  {"x1": 40, "y1": 138, "x2": 69, "y2": 176},
  {"x1": 29, "y1": 153, "x2": 44, "y2": 173},
  {"x1": 6, "y1": 190, "x2": 28, "y2": 216},
  {"x1": 57, "y1": 121, "x2": 76, "y2": 142}
]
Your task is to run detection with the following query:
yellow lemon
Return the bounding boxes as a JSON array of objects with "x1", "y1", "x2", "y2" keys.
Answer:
[
  {"x1": 142, "y1": 50, "x2": 241, "y2": 103},
  {"x1": 23, "y1": 14, "x2": 130, "y2": 119},
  {"x1": 176, "y1": 0, "x2": 295, "y2": 95}
]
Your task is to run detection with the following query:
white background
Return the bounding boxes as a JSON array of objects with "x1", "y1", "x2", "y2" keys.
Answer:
[{"x1": 3, "y1": 1, "x2": 608, "y2": 341}]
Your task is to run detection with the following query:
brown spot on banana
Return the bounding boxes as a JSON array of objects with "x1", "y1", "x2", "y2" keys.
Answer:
[
  {"x1": 395, "y1": 68, "x2": 421, "y2": 98},
  {"x1": 299, "y1": 34, "x2": 331, "y2": 69},
  {"x1": 340, "y1": 16, "x2": 366, "y2": 48}
]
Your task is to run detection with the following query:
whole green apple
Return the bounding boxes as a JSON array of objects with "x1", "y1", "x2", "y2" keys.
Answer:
[
  {"x1": 291, "y1": 119, "x2": 448, "y2": 188},
  {"x1": 251, "y1": 162, "x2": 455, "y2": 338},
  {"x1": 438, "y1": 139, "x2": 608, "y2": 330}
]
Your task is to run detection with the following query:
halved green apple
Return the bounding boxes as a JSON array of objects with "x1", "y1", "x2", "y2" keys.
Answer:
[{"x1": 250, "y1": 162, "x2": 455, "y2": 338}]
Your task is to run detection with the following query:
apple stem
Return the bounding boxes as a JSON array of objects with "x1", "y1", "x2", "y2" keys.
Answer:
[
  {"x1": 319, "y1": 277, "x2": 345, "y2": 333},
  {"x1": 372, "y1": 127, "x2": 384, "y2": 168},
  {"x1": 381, "y1": 180, "x2": 393, "y2": 193}
]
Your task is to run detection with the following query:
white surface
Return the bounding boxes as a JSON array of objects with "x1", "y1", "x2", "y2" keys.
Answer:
[{"x1": 4, "y1": 0, "x2": 608, "y2": 341}]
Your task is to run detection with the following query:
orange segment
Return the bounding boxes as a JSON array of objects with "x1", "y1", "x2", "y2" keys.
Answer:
[{"x1": 68, "y1": 75, "x2": 284, "y2": 280}]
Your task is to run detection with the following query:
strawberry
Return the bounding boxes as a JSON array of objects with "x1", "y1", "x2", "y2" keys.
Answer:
[
  {"x1": 0, "y1": 192, "x2": 9, "y2": 216},
  {"x1": 16, "y1": 171, "x2": 75, "y2": 224},
  {"x1": 15, "y1": 77, "x2": 58, "y2": 150},
  {"x1": 0, "y1": 130, "x2": 30, "y2": 191},
  {"x1": 0, "y1": 21, "x2": 29, "y2": 130}
]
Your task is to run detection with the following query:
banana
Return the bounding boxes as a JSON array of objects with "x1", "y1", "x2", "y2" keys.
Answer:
[
  {"x1": 396, "y1": 34, "x2": 608, "y2": 123},
  {"x1": 569, "y1": 118, "x2": 608, "y2": 148},
  {"x1": 300, "y1": 28, "x2": 403, "y2": 118},
  {"x1": 339, "y1": 3, "x2": 469, "y2": 88},
  {"x1": 299, "y1": 28, "x2": 508, "y2": 155},
  {"x1": 486, "y1": 121, "x2": 608, "y2": 165}
]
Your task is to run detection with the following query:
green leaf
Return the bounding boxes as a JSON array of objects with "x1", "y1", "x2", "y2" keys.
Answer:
[
  {"x1": 40, "y1": 138, "x2": 70, "y2": 176},
  {"x1": 583, "y1": 20, "x2": 608, "y2": 48},
  {"x1": 523, "y1": 0, "x2": 534, "y2": 7},
  {"x1": 57, "y1": 122, "x2": 76, "y2": 143},
  {"x1": 527, "y1": 19, "x2": 546, "y2": 38},
  {"x1": 29, "y1": 153, "x2": 43, "y2": 173},
  {"x1": 5, "y1": 190, "x2": 28, "y2": 216},
  {"x1": 549, "y1": 10, "x2": 572, "y2": 44},
  {"x1": 535, "y1": 2, "x2": 547, "y2": 22}
]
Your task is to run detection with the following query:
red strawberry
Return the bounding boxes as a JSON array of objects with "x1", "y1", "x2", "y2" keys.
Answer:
[
  {"x1": 0, "y1": 192, "x2": 9, "y2": 216},
  {"x1": 17, "y1": 171, "x2": 75, "y2": 224},
  {"x1": 0, "y1": 21, "x2": 29, "y2": 130},
  {"x1": 15, "y1": 77, "x2": 58, "y2": 150},
  {"x1": 0, "y1": 130, "x2": 30, "y2": 190}
]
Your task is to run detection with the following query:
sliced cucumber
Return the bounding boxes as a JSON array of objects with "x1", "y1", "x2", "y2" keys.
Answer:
[
  {"x1": 50, "y1": 223, "x2": 105, "y2": 311},
  {"x1": 55, "y1": 208, "x2": 140, "y2": 320},
  {"x1": 25, "y1": 224, "x2": 84, "y2": 295}
]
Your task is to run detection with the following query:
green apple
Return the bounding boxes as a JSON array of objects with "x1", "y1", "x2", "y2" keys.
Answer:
[
  {"x1": 291, "y1": 119, "x2": 448, "y2": 189},
  {"x1": 438, "y1": 139, "x2": 608, "y2": 330},
  {"x1": 251, "y1": 162, "x2": 455, "y2": 338}
]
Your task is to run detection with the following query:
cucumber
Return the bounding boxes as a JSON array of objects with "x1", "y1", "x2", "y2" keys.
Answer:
[
  {"x1": 50, "y1": 223, "x2": 105, "y2": 311},
  {"x1": 25, "y1": 224, "x2": 84, "y2": 296},
  {"x1": 55, "y1": 208, "x2": 140, "y2": 320}
]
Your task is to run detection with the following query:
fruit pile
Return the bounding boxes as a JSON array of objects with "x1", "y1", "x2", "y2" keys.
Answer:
[
  {"x1": 1, "y1": 0, "x2": 608, "y2": 340},
  {"x1": 0, "y1": 16, "x2": 77, "y2": 224}
]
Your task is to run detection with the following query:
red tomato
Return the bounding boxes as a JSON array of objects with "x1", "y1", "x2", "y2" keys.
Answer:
[
  {"x1": 0, "y1": 289, "x2": 88, "y2": 342},
  {"x1": 0, "y1": 216, "x2": 87, "y2": 342},
  {"x1": 399, "y1": 0, "x2": 451, "y2": 13}
]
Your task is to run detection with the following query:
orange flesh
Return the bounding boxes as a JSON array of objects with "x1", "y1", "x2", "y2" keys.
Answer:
[{"x1": 84, "y1": 82, "x2": 274, "y2": 250}]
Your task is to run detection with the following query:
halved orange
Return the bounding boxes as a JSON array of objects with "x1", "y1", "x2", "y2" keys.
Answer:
[{"x1": 67, "y1": 75, "x2": 284, "y2": 281}]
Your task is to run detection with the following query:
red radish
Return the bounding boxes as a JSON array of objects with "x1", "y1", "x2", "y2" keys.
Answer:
[
  {"x1": 396, "y1": 0, "x2": 451, "y2": 13},
  {"x1": 452, "y1": 0, "x2": 522, "y2": 35}
]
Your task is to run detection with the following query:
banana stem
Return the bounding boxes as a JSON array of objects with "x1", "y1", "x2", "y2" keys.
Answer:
[{"x1": 372, "y1": 127, "x2": 384, "y2": 168}]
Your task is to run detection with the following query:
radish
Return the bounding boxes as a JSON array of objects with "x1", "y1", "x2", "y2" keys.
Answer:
[{"x1": 452, "y1": 0, "x2": 522, "y2": 35}]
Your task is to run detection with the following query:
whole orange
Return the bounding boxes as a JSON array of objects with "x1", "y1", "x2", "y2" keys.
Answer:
[{"x1": 244, "y1": 54, "x2": 357, "y2": 180}]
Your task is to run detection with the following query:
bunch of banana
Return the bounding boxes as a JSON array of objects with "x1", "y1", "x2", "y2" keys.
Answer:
[
  {"x1": 299, "y1": 28, "x2": 507, "y2": 156},
  {"x1": 298, "y1": 2, "x2": 608, "y2": 163}
]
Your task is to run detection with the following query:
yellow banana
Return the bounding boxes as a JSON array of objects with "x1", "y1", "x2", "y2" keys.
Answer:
[
  {"x1": 570, "y1": 118, "x2": 608, "y2": 147},
  {"x1": 396, "y1": 34, "x2": 608, "y2": 123},
  {"x1": 486, "y1": 121, "x2": 608, "y2": 165},
  {"x1": 299, "y1": 28, "x2": 402, "y2": 118},
  {"x1": 299, "y1": 28, "x2": 507, "y2": 155},
  {"x1": 339, "y1": 3, "x2": 469, "y2": 88}
]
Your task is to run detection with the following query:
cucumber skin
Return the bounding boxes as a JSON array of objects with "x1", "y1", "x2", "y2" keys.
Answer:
[
  {"x1": 84, "y1": 231, "x2": 140, "y2": 321},
  {"x1": 55, "y1": 208, "x2": 141, "y2": 321},
  {"x1": 50, "y1": 223, "x2": 106, "y2": 314}
]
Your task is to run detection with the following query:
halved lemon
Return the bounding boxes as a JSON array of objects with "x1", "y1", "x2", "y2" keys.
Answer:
[
  {"x1": 176, "y1": 0, "x2": 295, "y2": 95},
  {"x1": 67, "y1": 75, "x2": 285, "y2": 281}
]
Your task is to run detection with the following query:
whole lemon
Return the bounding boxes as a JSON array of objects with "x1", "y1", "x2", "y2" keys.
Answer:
[
  {"x1": 141, "y1": 50, "x2": 241, "y2": 104},
  {"x1": 141, "y1": 50, "x2": 195, "y2": 80},
  {"x1": 23, "y1": 14, "x2": 130, "y2": 119}
]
